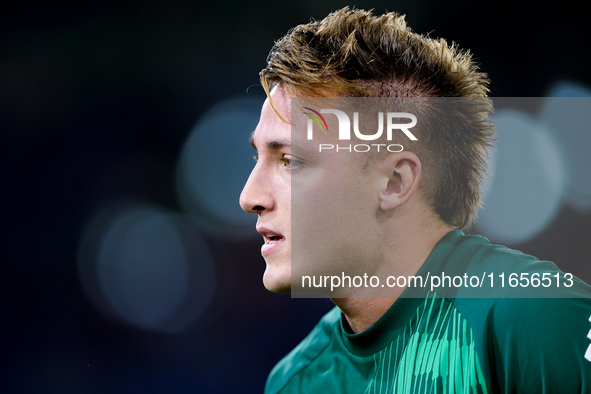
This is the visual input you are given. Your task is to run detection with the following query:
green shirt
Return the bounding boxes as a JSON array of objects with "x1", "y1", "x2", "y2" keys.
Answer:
[{"x1": 266, "y1": 231, "x2": 591, "y2": 393}]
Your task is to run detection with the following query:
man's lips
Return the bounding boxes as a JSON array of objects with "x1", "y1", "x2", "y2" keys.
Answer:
[{"x1": 256, "y1": 226, "x2": 285, "y2": 256}]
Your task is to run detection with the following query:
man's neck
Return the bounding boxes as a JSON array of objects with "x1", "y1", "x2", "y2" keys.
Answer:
[
  {"x1": 332, "y1": 224, "x2": 452, "y2": 334},
  {"x1": 336, "y1": 297, "x2": 396, "y2": 334}
]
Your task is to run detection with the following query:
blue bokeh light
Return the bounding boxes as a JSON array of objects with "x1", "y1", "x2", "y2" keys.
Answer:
[
  {"x1": 477, "y1": 109, "x2": 568, "y2": 244},
  {"x1": 97, "y1": 206, "x2": 189, "y2": 329},
  {"x1": 541, "y1": 81, "x2": 591, "y2": 212},
  {"x1": 78, "y1": 202, "x2": 216, "y2": 332},
  {"x1": 177, "y1": 96, "x2": 262, "y2": 238}
]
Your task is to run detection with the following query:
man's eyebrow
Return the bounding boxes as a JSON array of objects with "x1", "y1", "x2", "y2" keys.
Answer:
[{"x1": 249, "y1": 132, "x2": 291, "y2": 151}]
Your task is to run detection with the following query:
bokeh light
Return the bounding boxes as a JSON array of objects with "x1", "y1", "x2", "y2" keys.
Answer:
[
  {"x1": 476, "y1": 109, "x2": 568, "y2": 244},
  {"x1": 176, "y1": 96, "x2": 262, "y2": 238},
  {"x1": 541, "y1": 81, "x2": 591, "y2": 212},
  {"x1": 78, "y1": 202, "x2": 215, "y2": 332}
]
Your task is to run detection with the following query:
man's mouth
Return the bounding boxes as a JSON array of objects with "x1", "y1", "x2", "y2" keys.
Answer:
[
  {"x1": 265, "y1": 234, "x2": 284, "y2": 242},
  {"x1": 257, "y1": 227, "x2": 285, "y2": 256}
]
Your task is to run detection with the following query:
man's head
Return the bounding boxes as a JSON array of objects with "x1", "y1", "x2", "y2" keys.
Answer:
[
  {"x1": 240, "y1": 7, "x2": 495, "y2": 293},
  {"x1": 260, "y1": 7, "x2": 495, "y2": 229}
]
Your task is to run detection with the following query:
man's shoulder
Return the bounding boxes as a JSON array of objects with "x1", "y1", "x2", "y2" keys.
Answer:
[
  {"x1": 431, "y1": 231, "x2": 591, "y2": 299},
  {"x1": 443, "y1": 231, "x2": 554, "y2": 272},
  {"x1": 439, "y1": 233, "x2": 591, "y2": 391},
  {"x1": 444, "y1": 231, "x2": 591, "y2": 319},
  {"x1": 264, "y1": 307, "x2": 340, "y2": 394}
]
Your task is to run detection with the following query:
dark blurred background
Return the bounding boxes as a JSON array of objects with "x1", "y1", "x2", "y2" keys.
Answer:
[{"x1": 2, "y1": 1, "x2": 590, "y2": 393}]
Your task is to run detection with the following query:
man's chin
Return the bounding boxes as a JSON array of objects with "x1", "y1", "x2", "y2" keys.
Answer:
[
  {"x1": 266, "y1": 286, "x2": 292, "y2": 294},
  {"x1": 262, "y1": 273, "x2": 292, "y2": 294}
]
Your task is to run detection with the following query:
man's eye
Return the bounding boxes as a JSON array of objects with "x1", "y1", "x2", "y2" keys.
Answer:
[{"x1": 282, "y1": 155, "x2": 302, "y2": 170}]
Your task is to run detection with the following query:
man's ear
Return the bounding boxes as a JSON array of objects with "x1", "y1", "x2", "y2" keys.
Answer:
[{"x1": 378, "y1": 151, "x2": 421, "y2": 211}]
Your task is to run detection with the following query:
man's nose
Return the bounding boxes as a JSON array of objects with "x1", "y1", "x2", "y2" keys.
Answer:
[{"x1": 239, "y1": 165, "x2": 274, "y2": 214}]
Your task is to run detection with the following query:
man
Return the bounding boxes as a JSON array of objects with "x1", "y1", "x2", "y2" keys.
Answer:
[{"x1": 240, "y1": 7, "x2": 591, "y2": 393}]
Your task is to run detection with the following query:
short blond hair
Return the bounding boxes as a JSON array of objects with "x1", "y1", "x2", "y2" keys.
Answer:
[{"x1": 260, "y1": 7, "x2": 495, "y2": 229}]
